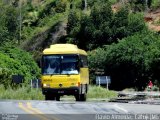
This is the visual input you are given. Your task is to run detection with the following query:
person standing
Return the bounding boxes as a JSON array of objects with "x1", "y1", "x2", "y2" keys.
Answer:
[{"x1": 148, "y1": 80, "x2": 153, "y2": 89}]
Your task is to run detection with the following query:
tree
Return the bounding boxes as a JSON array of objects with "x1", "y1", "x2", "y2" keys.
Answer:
[
  {"x1": 67, "y1": 2, "x2": 147, "y2": 50},
  {"x1": 88, "y1": 31, "x2": 160, "y2": 90},
  {"x1": 89, "y1": 2, "x2": 113, "y2": 47},
  {"x1": 0, "y1": 2, "x2": 19, "y2": 46},
  {"x1": 67, "y1": 10, "x2": 80, "y2": 35},
  {"x1": 0, "y1": 2, "x2": 9, "y2": 44},
  {"x1": 111, "y1": 7, "x2": 129, "y2": 42},
  {"x1": 67, "y1": 1, "x2": 114, "y2": 50}
]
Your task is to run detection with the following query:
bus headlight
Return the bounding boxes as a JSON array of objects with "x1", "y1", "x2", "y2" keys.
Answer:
[
  {"x1": 43, "y1": 84, "x2": 50, "y2": 88},
  {"x1": 76, "y1": 82, "x2": 80, "y2": 87}
]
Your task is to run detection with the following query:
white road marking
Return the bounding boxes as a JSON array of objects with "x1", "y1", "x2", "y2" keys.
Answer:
[{"x1": 114, "y1": 104, "x2": 128, "y2": 113}]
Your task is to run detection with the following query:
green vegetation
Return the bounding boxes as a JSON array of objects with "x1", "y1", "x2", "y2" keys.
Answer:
[
  {"x1": 128, "y1": 0, "x2": 160, "y2": 11},
  {"x1": 0, "y1": 1, "x2": 19, "y2": 45},
  {"x1": 88, "y1": 31, "x2": 160, "y2": 90},
  {"x1": 87, "y1": 86, "x2": 118, "y2": 99},
  {"x1": 0, "y1": 46, "x2": 40, "y2": 88},
  {"x1": 66, "y1": 1, "x2": 147, "y2": 50},
  {"x1": 21, "y1": 0, "x2": 69, "y2": 50},
  {"x1": 0, "y1": 85, "x2": 117, "y2": 100},
  {"x1": 151, "y1": 0, "x2": 160, "y2": 9},
  {"x1": 0, "y1": 85, "x2": 44, "y2": 100}
]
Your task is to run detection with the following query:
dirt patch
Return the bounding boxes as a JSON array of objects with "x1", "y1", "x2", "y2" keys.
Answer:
[
  {"x1": 145, "y1": 8, "x2": 160, "y2": 31},
  {"x1": 109, "y1": 92, "x2": 160, "y2": 105},
  {"x1": 112, "y1": 3, "x2": 121, "y2": 13}
]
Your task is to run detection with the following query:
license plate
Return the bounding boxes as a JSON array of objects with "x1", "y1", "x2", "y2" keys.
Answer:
[{"x1": 58, "y1": 91, "x2": 64, "y2": 93}]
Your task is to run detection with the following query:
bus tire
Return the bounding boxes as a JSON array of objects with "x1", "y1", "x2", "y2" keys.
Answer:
[
  {"x1": 75, "y1": 93, "x2": 86, "y2": 101},
  {"x1": 75, "y1": 94, "x2": 80, "y2": 101},
  {"x1": 56, "y1": 95, "x2": 60, "y2": 101},
  {"x1": 80, "y1": 93, "x2": 86, "y2": 101}
]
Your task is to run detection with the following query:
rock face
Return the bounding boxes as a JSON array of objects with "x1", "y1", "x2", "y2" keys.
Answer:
[
  {"x1": 21, "y1": 22, "x2": 67, "y2": 62},
  {"x1": 21, "y1": 22, "x2": 67, "y2": 55}
]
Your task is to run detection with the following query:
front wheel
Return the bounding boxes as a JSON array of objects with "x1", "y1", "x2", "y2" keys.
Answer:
[
  {"x1": 55, "y1": 95, "x2": 60, "y2": 101},
  {"x1": 80, "y1": 93, "x2": 86, "y2": 101},
  {"x1": 75, "y1": 93, "x2": 86, "y2": 101}
]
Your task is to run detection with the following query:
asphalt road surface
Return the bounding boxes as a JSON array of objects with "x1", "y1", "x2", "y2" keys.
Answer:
[{"x1": 0, "y1": 100, "x2": 160, "y2": 120}]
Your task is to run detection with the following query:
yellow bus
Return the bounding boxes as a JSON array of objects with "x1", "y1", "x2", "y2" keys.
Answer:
[{"x1": 41, "y1": 44, "x2": 89, "y2": 101}]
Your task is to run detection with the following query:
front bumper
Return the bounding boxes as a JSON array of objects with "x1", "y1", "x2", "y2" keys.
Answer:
[{"x1": 42, "y1": 87, "x2": 80, "y2": 95}]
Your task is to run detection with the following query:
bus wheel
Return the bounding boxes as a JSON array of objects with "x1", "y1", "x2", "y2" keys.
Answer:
[
  {"x1": 45, "y1": 94, "x2": 55, "y2": 100},
  {"x1": 80, "y1": 93, "x2": 86, "y2": 101},
  {"x1": 75, "y1": 95, "x2": 80, "y2": 101},
  {"x1": 75, "y1": 94, "x2": 86, "y2": 101},
  {"x1": 56, "y1": 95, "x2": 60, "y2": 101}
]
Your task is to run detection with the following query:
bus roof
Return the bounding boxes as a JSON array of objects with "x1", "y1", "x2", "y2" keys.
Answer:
[{"x1": 43, "y1": 44, "x2": 87, "y2": 55}]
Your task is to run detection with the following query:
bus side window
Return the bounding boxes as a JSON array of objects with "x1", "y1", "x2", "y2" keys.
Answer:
[
  {"x1": 80, "y1": 60, "x2": 83, "y2": 67},
  {"x1": 79, "y1": 55, "x2": 88, "y2": 68}
]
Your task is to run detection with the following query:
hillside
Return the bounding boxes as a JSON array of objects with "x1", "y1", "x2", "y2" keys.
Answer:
[
  {"x1": 20, "y1": 0, "x2": 69, "y2": 59},
  {"x1": 20, "y1": 0, "x2": 160, "y2": 53},
  {"x1": 18, "y1": 0, "x2": 160, "y2": 58}
]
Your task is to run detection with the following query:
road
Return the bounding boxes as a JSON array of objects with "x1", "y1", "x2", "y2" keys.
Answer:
[{"x1": 0, "y1": 100, "x2": 160, "y2": 120}]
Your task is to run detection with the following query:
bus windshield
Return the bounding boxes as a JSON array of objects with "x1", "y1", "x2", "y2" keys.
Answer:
[{"x1": 42, "y1": 55, "x2": 79, "y2": 75}]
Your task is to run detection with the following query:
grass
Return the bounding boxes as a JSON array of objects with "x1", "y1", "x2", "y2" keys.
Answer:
[
  {"x1": 0, "y1": 85, "x2": 44, "y2": 100},
  {"x1": 0, "y1": 85, "x2": 117, "y2": 100},
  {"x1": 87, "y1": 86, "x2": 118, "y2": 99}
]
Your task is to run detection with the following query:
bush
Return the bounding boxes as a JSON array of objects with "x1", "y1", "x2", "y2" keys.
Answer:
[
  {"x1": 0, "y1": 46, "x2": 40, "y2": 87},
  {"x1": 0, "y1": 68, "x2": 12, "y2": 87}
]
